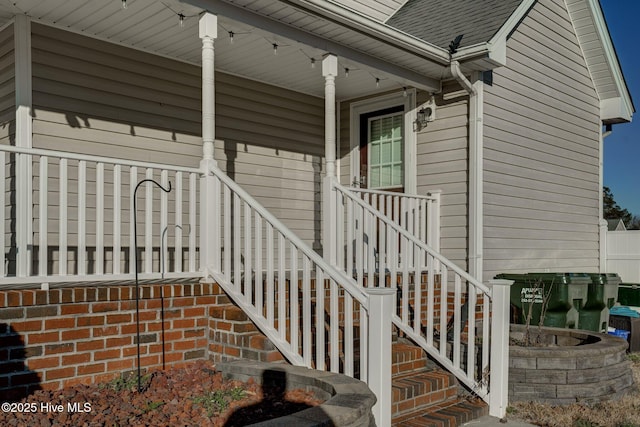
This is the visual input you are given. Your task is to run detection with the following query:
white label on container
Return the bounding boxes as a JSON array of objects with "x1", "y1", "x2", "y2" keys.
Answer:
[{"x1": 521, "y1": 287, "x2": 543, "y2": 304}]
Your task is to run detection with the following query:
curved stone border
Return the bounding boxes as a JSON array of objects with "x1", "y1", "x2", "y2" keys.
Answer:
[
  {"x1": 509, "y1": 325, "x2": 634, "y2": 404},
  {"x1": 216, "y1": 360, "x2": 376, "y2": 426}
]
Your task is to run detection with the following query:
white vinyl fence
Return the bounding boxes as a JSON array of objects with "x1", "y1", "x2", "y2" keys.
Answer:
[{"x1": 606, "y1": 230, "x2": 640, "y2": 283}]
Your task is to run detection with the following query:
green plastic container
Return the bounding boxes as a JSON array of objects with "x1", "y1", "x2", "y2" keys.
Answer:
[
  {"x1": 618, "y1": 283, "x2": 640, "y2": 307},
  {"x1": 578, "y1": 273, "x2": 622, "y2": 332},
  {"x1": 496, "y1": 273, "x2": 590, "y2": 328}
]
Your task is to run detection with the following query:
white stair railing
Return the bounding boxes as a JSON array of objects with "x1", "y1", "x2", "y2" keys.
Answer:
[
  {"x1": 348, "y1": 187, "x2": 441, "y2": 253},
  {"x1": 203, "y1": 162, "x2": 395, "y2": 425},
  {"x1": 0, "y1": 145, "x2": 201, "y2": 286},
  {"x1": 331, "y1": 179, "x2": 512, "y2": 417}
]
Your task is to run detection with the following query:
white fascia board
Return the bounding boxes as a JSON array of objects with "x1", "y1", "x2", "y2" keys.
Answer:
[
  {"x1": 586, "y1": 0, "x2": 634, "y2": 121},
  {"x1": 601, "y1": 97, "x2": 633, "y2": 123},
  {"x1": 281, "y1": 0, "x2": 450, "y2": 64}
]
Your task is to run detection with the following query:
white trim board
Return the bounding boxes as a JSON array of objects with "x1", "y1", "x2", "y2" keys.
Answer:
[{"x1": 348, "y1": 89, "x2": 417, "y2": 194}]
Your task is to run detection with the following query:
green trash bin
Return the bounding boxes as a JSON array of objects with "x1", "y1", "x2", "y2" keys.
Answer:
[
  {"x1": 618, "y1": 283, "x2": 640, "y2": 307},
  {"x1": 579, "y1": 273, "x2": 622, "y2": 332},
  {"x1": 496, "y1": 273, "x2": 589, "y2": 328},
  {"x1": 527, "y1": 273, "x2": 590, "y2": 329}
]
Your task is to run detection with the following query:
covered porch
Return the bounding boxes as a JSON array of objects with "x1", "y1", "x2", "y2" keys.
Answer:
[{"x1": 0, "y1": 0, "x2": 512, "y2": 423}]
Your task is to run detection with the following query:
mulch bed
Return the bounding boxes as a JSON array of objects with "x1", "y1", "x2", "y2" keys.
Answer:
[{"x1": 0, "y1": 360, "x2": 323, "y2": 426}]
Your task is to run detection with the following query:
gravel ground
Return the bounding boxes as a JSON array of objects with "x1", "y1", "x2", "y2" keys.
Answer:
[{"x1": 0, "y1": 360, "x2": 323, "y2": 426}]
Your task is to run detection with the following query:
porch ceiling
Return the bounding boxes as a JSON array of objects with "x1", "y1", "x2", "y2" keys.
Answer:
[{"x1": 0, "y1": 0, "x2": 448, "y2": 100}]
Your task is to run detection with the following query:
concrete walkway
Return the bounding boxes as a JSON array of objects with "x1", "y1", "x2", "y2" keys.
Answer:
[{"x1": 463, "y1": 415, "x2": 538, "y2": 426}]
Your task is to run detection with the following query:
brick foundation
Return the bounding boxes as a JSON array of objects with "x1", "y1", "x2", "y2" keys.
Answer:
[{"x1": 0, "y1": 283, "x2": 217, "y2": 401}]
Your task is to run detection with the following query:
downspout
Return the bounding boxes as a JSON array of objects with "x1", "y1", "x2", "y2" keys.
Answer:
[
  {"x1": 599, "y1": 124, "x2": 613, "y2": 272},
  {"x1": 450, "y1": 60, "x2": 484, "y2": 281}
]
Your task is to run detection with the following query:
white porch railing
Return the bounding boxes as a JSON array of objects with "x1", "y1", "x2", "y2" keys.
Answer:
[
  {"x1": 0, "y1": 145, "x2": 201, "y2": 285},
  {"x1": 201, "y1": 162, "x2": 394, "y2": 424},
  {"x1": 348, "y1": 187, "x2": 441, "y2": 253},
  {"x1": 330, "y1": 179, "x2": 511, "y2": 417}
]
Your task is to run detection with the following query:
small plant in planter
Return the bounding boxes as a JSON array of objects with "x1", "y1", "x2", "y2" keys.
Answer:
[{"x1": 520, "y1": 278, "x2": 556, "y2": 347}]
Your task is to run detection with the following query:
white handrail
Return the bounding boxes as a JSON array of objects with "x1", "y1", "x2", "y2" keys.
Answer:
[
  {"x1": 0, "y1": 145, "x2": 200, "y2": 174},
  {"x1": 0, "y1": 146, "x2": 201, "y2": 285},
  {"x1": 332, "y1": 179, "x2": 494, "y2": 399},
  {"x1": 203, "y1": 163, "x2": 375, "y2": 387},
  {"x1": 208, "y1": 164, "x2": 369, "y2": 306},
  {"x1": 349, "y1": 186, "x2": 439, "y2": 200},
  {"x1": 336, "y1": 182, "x2": 489, "y2": 294}
]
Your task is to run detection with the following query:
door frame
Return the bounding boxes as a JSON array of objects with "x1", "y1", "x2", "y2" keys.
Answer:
[{"x1": 348, "y1": 89, "x2": 417, "y2": 194}]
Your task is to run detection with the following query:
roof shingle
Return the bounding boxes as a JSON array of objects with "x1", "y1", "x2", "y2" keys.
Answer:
[{"x1": 386, "y1": 0, "x2": 525, "y2": 49}]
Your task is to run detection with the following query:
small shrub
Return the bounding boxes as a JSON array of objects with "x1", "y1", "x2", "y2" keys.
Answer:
[{"x1": 192, "y1": 387, "x2": 246, "y2": 416}]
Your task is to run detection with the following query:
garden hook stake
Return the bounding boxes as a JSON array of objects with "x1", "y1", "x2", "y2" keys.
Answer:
[{"x1": 133, "y1": 178, "x2": 172, "y2": 392}]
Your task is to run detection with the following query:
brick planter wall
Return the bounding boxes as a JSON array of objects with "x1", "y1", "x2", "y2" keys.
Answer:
[
  {"x1": 509, "y1": 325, "x2": 634, "y2": 404},
  {"x1": 0, "y1": 283, "x2": 217, "y2": 400}
]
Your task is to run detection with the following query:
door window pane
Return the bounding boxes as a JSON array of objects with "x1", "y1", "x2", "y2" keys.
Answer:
[{"x1": 368, "y1": 112, "x2": 403, "y2": 189}]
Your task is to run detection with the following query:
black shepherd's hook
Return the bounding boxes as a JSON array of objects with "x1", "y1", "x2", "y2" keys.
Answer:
[{"x1": 133, "y1": 178, "x2": 171, "y2": 392}]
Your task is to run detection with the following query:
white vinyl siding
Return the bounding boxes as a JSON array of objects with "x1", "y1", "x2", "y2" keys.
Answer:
[
  {"x1": 483, "y1": 0, "x2": 601, "y2": 281},
  {"x1": 1, "y1": 24, "x2": 14, "y2": 275},
  {"x1": 0, "y1": 24, "x2": 13, "y2": 146},
  {"x1": 416, "y1": 85, "x2": 469, "y2": 270},
  {"x1": 27, "y1": 23, "x2": 324, "y2": 274}
]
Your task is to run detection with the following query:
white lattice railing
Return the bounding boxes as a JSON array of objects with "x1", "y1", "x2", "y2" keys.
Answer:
[
  {"x1": 329, "y1": 179, "x2": 511, "y2": 416},
  {"x1": 0, "y1": 145, "x2": 201, "y2": 286}
]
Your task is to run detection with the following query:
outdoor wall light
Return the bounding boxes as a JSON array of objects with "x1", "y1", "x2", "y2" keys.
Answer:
[
  {"x1": 416, "y1": 107, "x2": 433, "y2": 127},
  {"x1": 414, "y1": 97, "x2": 436, "y2": 131}
]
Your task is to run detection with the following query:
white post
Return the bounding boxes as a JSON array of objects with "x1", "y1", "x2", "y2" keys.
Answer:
[
  {"x1": 366, "y1": 287, "x2": 394, "y2": 427},
  {"x1": 199, "y1": 13, "x2": 219, "y2": 278},
  {"x1": 14, "y1": 14, "x2": 32, "y2": 278},
  {"x1": 322, "y1": 54, "x2": 338, "y2": 265},
  {"x1": 200, "y1": 13, "x2": 217, "y2": 163},
  {"x1": 488, "y1": 279, "x2": 513, "y2": 418},
  {"x1": 599, "y1": 218, "x2": 608, "y2": 273},
  {"x1": 323, "y1": 54, "x2": 337, "y2": 178}
]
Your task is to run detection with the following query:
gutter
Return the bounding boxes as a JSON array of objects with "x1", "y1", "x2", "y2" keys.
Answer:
[{"x1": 450, "y1": 61, "x2": 484, "y2": 281}]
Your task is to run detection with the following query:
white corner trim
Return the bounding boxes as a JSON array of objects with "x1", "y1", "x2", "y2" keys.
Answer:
[{"x1": 348, "y1": 89, "x2": 417, "y2": 194}]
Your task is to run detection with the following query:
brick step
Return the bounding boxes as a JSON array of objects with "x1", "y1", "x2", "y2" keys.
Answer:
[
  {"x1": 392, "y1": 397, "x2": 488, "y2": 427},
  {"x1": 392, "y1": 342, "x2": 437, "y2": 375},
  {"x1": 392, "y1": 369, "x2": 459, "y2": 420}
]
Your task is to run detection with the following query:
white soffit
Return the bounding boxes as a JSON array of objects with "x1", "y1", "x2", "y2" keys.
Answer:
[
  {"x1": 0, "y1": 0, "x2": 446, "y2": 99},
  {"x1": 566, "y1": 0, "x2": 633, "y2": 123}
]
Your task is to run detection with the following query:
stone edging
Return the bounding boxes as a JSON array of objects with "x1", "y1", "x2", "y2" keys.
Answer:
[
  {"x1": 509, "y1": 325, "x2": 634, "y2": 404},
  {"x1": 216, "y1": 360, "x2": 376, "y2": 426}
]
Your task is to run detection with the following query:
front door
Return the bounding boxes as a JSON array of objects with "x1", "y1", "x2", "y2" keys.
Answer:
[{"x1": 359, "y1": 106, "x2": 405, "y2": 192}]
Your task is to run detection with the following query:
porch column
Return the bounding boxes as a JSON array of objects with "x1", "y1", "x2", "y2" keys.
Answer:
[
  {"x1": 322, "y1": 54, "x2": 338, "y2": 265},
  {"x1": 199, "y1": 13, "x2": 219, "y2": 276},
  {"x1": 14, "y1": 14, "x2": 32, "y2": 278},
  {"x1": 199, "y1": 13, "x2": 217, "y2": 162},
  {"x1": 323, "y1": 54, "x2": 338, "y2": 178}
]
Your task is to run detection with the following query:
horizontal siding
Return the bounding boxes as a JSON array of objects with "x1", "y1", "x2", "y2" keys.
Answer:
[
  {"x1": 483, "y1": 0, "x2": 600, "y2": 281},
  {"x1": 0, "y1": 23, "x2": 14, "y2": 145},
  {"x1": 416, "y1": 83, "x2": 469, "y2": 271},
  {"x1": 28, "y1": 23, "x2": 324, "y2": 267}
]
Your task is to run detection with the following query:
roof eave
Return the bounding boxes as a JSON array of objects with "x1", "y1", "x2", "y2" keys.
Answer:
[
  {"x1": 586, "y1": 0, "x2": 634, "y2": 124},
  {"x1": 283, "y1": 0, "x2": 451, "y2": 64}
]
